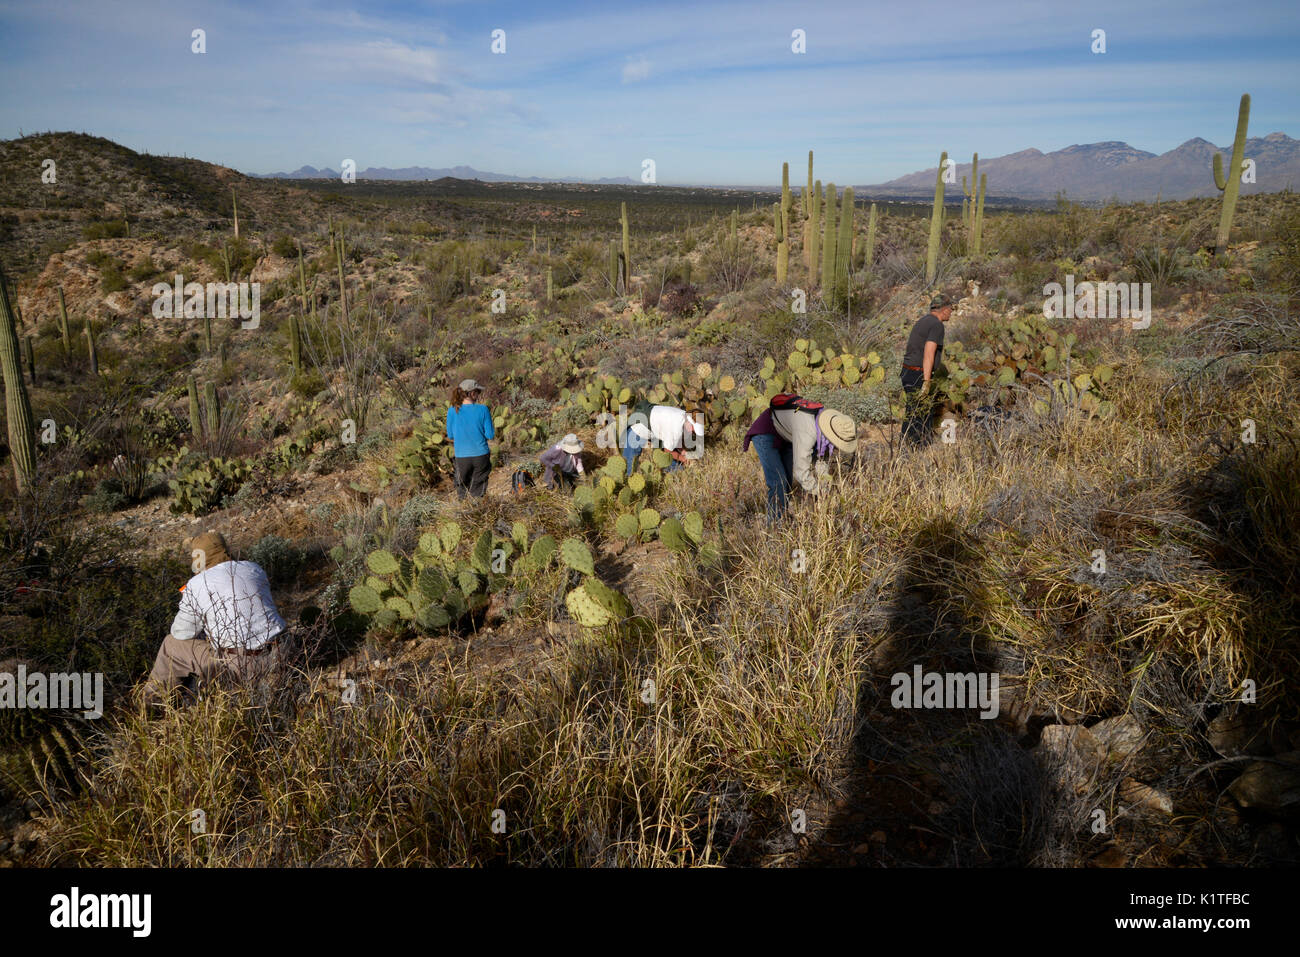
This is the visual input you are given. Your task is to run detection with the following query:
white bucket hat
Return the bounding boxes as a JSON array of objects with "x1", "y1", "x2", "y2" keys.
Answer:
[{"x1": 560, "y1": 433, "x2": 583, "y2": 454}]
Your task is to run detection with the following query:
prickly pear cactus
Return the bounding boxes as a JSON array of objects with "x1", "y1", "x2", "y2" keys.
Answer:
[{"x1": 560, "y1": 537, "x2": 595, "y2": 577}]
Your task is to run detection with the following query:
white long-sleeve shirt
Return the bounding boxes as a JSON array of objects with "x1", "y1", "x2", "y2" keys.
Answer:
[{"x1": 171, "y1": 560, "x2": 287, "y2": 650}]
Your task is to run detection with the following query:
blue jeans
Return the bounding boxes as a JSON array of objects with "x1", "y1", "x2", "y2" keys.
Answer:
[
  {"x1": 751, "y1": 433, "x2": 793, "y2": 522},
  {"x1": 622, "y1": 430, "x2": 683, "y2": 475}
]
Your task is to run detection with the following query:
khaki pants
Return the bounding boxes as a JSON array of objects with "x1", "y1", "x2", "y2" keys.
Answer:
[{"x1": 144, "y1": 634, "x2": 288, "y2": 703}]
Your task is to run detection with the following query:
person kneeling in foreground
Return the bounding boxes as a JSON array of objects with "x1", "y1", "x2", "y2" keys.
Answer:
[
  {"x1": 540, "y1": 433, "x2": 585, "y2": 491},
  {"x1": 745, "y1": 397, "x2": 858, "y2": 521},
  {"x1": 143, "y1": 531, "x2": 289, "y2": 705}
]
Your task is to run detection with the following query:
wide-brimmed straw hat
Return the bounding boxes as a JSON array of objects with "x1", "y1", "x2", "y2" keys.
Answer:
[
  {"x1": 817, "y1": 409, "x2": 858, "y2": 453},
  {"x1": 560, "y1": 434, "x2": 583, "y2": 454}
]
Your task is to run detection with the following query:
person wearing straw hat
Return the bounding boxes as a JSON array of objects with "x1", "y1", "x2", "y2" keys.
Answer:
[
  {"x1": 540, "y1": 433, "x2": 585, "y2": 491},
  {"x1": 745, "y1": 399, "x2": 857, "y2": 520},
  {"x1": 446, "y1": 378, "x2": 495, "y2": 499},
  {"x1": 900, "y1": 293, "x2": 954, "y2": 446},
  {"x1": 142, "y1": 530, "x2": 289, "y2": 705}
]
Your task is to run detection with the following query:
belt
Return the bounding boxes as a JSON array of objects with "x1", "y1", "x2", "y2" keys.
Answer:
[
  {"x1": 215, "y1": 638, "x2": 279, "y2": 658},
  {"x1": 902, "y1": 364, "x2": 924, "y2": 372}
]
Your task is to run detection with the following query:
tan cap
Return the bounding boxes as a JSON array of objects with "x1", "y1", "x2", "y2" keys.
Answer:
[{"x1": 188, "y1": 530, "x2": 232, "y2": 570}]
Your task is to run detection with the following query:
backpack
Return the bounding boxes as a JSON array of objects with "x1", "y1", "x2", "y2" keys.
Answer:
[
  {"x1": 769, "y1": 393, "x2": 824, "y2": 416},
  {"x1": 510, "y1": 468, "x2": 535, "y2": 496}
]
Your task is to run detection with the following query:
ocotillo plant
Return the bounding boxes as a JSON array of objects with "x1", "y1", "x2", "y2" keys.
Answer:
[
  {"x1": 926, "y1": 151, "x2": 948, "y2": 284},
  {"x1": 188, "y1": 375, "x2": 202, "y2": 437},
  {"x1": 24, "y1": 335, "x2": 35, "y2": 385},
  {"x1": 220, "y1": 241, "x2": 231, "y2": 282},
  {"x1": 204, "y1": 381, "x2": 220, "y2": 436},
  {"x1": 289, "y1": 314, "x2": 302, "y2": 374},
  {"x1": 620, "y1": 202, "x2": 632, "y2": 294},
  {"x1": 204, "y1": 315, "x2": 213, "y2": 354},
  {"x1": 532, "y1": 224, "x2": 537, "y2": 253},
  {"x1": 56, "y1": 286, "x2": 71, "y2": 356},
  {"x1": 833, "y1": 187, "x2": 854, "y2": 310},
  {"x1": 863, "y1": 203, "x2": 878, "y2": 271},
  {"x1": 0, "y1": 263, "x2": 36, "y2": 492},
  {"x1": 820, "y1": 184, "x2": 839, "y2": 296},
  {"x1": 1212, "y1": 93, "x2": 1251, "y2": 255},
  {"x1": 232, "y1": 187, "x2": 239, "y2": 239},
  {"x1": 85, "y1": 321, "x2": 98, "y2": 375}
]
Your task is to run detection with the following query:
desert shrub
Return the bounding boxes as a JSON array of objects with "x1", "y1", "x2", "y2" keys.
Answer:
[
  {"x1": 271, "y1": 234, "x2": 298, "y2": 258},
  {"x1": 82, "y1": 219, "x2": 128, "y2": 241},
  {"x1": 799, "y1": 385, "x2": 891, "y2": 424},
  {"x1": 126, "y1": 257, "x2": 160, "y2": 283},
  {"x1": 99, "y1": 261, "x2": 128, "y2": 293},
  {"x1": 246, "y1": 535, "x2": 307, "y2": 585}
]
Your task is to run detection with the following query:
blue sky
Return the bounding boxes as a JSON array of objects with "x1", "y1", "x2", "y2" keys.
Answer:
[{"x1": 2, "y1": 0, "x2": 1297, "y2": 185}]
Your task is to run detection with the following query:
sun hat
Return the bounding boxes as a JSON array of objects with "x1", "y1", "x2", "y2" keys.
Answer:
[
  {"x1": 459, "y1": 378, "x2": 482, "y2": 392},
  {"x1": 560, "y1": 433, "x2": 583, "y2": 454},
  {"x1": 816, "y1": 409, "x2": 859, "y2": 453},
  {"x1": 929, "y1": 292, "x2": 956, "y2": 311}
]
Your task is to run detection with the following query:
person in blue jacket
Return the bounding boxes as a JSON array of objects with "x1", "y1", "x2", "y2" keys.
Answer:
[{"x1": 446, "y1": 378, "x2": 495, "y2": 499}]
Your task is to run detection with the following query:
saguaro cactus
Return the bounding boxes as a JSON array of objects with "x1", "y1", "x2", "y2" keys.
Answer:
[
  {"x1": 1212, "y1": 93, "x2": 1251, "y2": 256},
  {"x1": 204, "y1": 381, "x2": 220, "y2": 436},
  {"x1": 608, "y1": 241, "x2": 619, "y2": 292},
  {"x1": 85, "y1": 321, "x2": 99, "y2": 375},
  {"x1": 926, "y1": 151, "x2": 948, "y2": 285},
  {"x1": 232, "y1": 187, "x2": 240, "y2": 239},
  {"x1": 962, "y1": 153, "x2": 979, "y2": 232},
  {"x1": 620, "y1": 202, "x2": 632, "y2": 294},
  {"x1": 0, "y1": 263, "x2": 36, "y2": 492},
  {"x1": 188, "y1": 375, "x2": 203, "y2": 437},
  {"x1": 820, "y1": 184, "x2": 839, "y2": 295},
  {"x1": 774, "y1": 202, "x2": 788, "y2": 285},
  {"x1": 546, "y1": 266, "x2": 554, "y2": 303},
  {"x1": 833, "y1": 187, "x2": 854, "y2": 309},
  {"x1": 809, "y1": 180, "x2": 823, "y2": 279},
  {"x1": 56, "y1": 286, "x2": 71, "y2": 356},
  {"x1": 804, "y1": 151, "x2": 814, "y2": 270},
  {"x1": 973, "y1": 173, "x2": 987, "y2": 257},
  {"x1": 864, "y1": 203, "x2": 878, "y2": 271}
]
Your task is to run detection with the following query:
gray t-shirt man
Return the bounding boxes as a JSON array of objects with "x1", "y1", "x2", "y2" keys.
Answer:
[{"x1": 903, "y1": 312, "x2": 945, "y2": 370}]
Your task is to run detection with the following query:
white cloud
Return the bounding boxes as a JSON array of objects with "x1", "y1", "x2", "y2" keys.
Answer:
[{"x1": 621, "y1": 56, "x2": 651, "y2": 84}]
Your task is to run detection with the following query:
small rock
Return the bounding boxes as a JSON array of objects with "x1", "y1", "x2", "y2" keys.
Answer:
[
  {"x1": 1088, "y1": 714, "x2": 1144, "y2": 759},
  {"x1": 1119, "y1": 778, "x2": 1173, "y2": 816},
  {"x1": 869, "y1": 830, "x2": 887, "y2": 843},
  {"x1": 851, "y1": 843, "x2": 872, "y2": 855},
  {"x1": 1208, "y1": 708, "x2": 1285, "y2": 758},
  {"x1": 1228, "y1": 751, "x2": 1300, "y2": 813}
]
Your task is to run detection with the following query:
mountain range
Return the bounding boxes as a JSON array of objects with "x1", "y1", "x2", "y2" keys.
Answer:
[
  {"x1": 251, "y1": 133, "x2": 1300, "y2": 202},
  {"x1": 860, "y1": 134, "x2": 1300, "y2": 201},
  {"x1": 252, "y1": 164, "x2": 638, "y2": 185}
]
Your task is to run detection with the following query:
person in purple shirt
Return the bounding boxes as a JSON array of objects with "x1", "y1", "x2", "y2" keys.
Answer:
[{"x1": 539, "y1": 434, "x2": 585, "y2": 491}]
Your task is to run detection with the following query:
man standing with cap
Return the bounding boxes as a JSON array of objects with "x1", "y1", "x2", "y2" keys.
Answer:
[
  {"x1": 447, "y1": 378, "x2": 495, "y2": 499},
  {"x1": 900, "y1": 293, "x2": 954, "y2": 446},
  {"x1": 539, "y1": 433, "x2": 585, "y2": 491},
  {"x1": 143, "y1": 530, "x2": 289, "y2": 704}
]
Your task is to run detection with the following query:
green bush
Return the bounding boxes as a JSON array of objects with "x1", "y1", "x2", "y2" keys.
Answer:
[{"x1": 246, "y1": 535, "x2": 307, "y2": 585}]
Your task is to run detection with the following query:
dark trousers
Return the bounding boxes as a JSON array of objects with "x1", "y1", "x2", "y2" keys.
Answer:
[
  {"x1": 454, "y1": 454, "x2": 491, "y2": 499},
  {"x1": 901, "y1": 368, "x2": 935, "y2": 447},
  {"x1": 750, "y1": 433, "x2": 794, "y2": 522}
]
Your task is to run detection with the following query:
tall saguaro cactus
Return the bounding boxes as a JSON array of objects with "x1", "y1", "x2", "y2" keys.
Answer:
[
  {"x1": 833, "y1": 187, "x2": 854, "y2": 310},
  {"x1": 204, "y1": 381, "x2": 220, "y2": 436},
  {"x1": 620, "y1": 202, "x2": 632, "y2": 295},
  {"x1": 804, "y1": 151, "x2": 814, "y2": 271},
  {"x1": 232, "y1": 187, "x2": 240, "y2": 240},
  {"x1": 972, "y1": 173, "x2": 987, "y2": 256},
  {"x1": 776, "y1": 162, "x2": 792, "y2": 285},
  {"x1": 962, "y1": 153, "x2": 979, "y2": 232},
  {"x1": 809, "y1": 180, "x2": 823, "y2": 279},
  {"x1": 1212, "y1": 93, "x2": 1251, "y2": 256},
  {"x1": 864, "y1": 203, "x2": 878, "y2": 271},
  {"x1": 926, "y1": 152, "x2": 948, "y2": 285},
  {"x1": 820, "y1": 184, "x2": 839, "y2": 295},
  {"x1": 0, "y1": 263, "x2": 36, "y2": 491}
]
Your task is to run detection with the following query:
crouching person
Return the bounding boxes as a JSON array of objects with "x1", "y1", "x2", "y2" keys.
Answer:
[
  {"x1": 540, "y1": 433, "x2": 585, "y2": 491},
  {"x1": 745, "y1": 395, "x2": 858, "y2": 521},
  {"x1": 143, "y1": 531, "x2": 290, "y2": 705}
]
